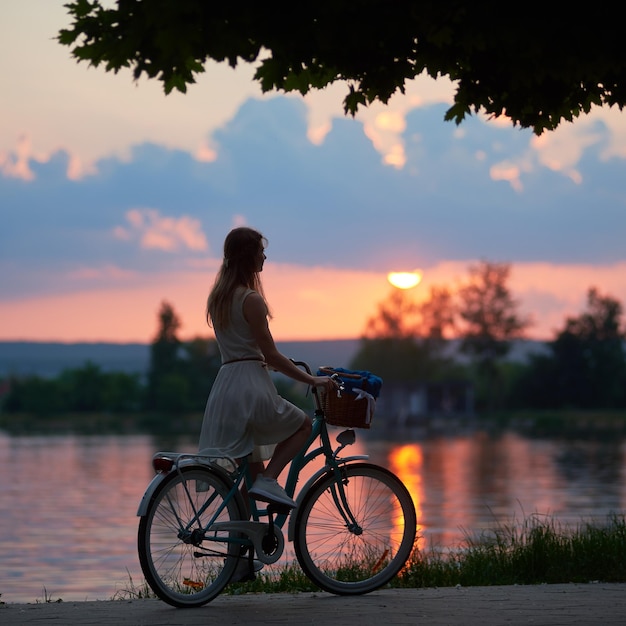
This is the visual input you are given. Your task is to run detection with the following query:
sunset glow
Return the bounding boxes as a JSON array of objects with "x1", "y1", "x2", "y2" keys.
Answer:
[
  {"x1": 1, "y1": 260, "x2": 626, "y2": 343},
  {"x1": 387, "y1": 270, "x2": 423, "y2": 290}
]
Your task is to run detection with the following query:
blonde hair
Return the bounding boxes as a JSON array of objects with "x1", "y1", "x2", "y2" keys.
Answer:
[{"x1": 206, "y1": 227, "x2": 270, "y2": 330}]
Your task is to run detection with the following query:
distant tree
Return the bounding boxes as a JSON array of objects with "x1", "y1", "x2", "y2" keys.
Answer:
[
  {"x1": 58, "y1": 2, "x2": 626, "y2": 133},
  {"x1": 151, "y1": 372, "x2": 191, "y2": 413},
  {"x1": 350, "y1": 336, "x2": 431, "y2": 383},
  {"x1": 364, "y1": 290, "x2": 420, "y2": 340},
  {"x1": 146, "y1": 301, "x2": 183, "y2": 411},
  {"x1": 351, "y1": 286, "x2": 457, "y2": 382},
  {"x1": 549, "y1": 288, "x2": 626, "y2": 408},
  {"x1": 100, "y1": 370, "x2": 143, "y2": 412},
  {"x1": 2, "y1": 375, "x2": 65, "y2": 415},
  {"x1": 364, "y1": 286, "x2": 455, "y2": 343},
  {"x1": 418, "y1": 284, "x2": 455, "y2": 355},
  {"x1": 457, "y1": 261, "x2": 530, "y2": 361},
  {"x1": 154, "y1": 300, "x2": 182, "y2": 344},
  {"x1": 178, "y1": 336, "x2": 221, "y2": 411},
  {"x1": 456, "y1": 260, "x2": 530, "y2": 410},
  {"x1": 353, "y1": 289, "x2": 420, "y2": 381},
  {"x1": 2, "y1": 364, "x2": 144, "y2": 415},
  {"x1": 58, "y1": 361, "x2": 106, "y2": 411},
  {"x1": 145, "y1": 302, "x2": 223, "y2": 412},
  {"x1": 513, "y1": 288, "x2": 626, "y2": 410}
]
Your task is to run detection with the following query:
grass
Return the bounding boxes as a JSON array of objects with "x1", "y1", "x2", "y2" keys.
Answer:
[
  {"x1": 396, "y1": 512, "x2": 626, "y2": 588},
  {"x1": 111, "y1": 570, "x2": 157, "y2": 601},
  {"x1": 109, "y1": 513, "x2": 626, "y2": 601}
]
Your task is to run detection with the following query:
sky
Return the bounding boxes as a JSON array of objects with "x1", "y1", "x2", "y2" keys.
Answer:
[{"x1": 1, "y1": 2, "x2": 626, "y2": 344}]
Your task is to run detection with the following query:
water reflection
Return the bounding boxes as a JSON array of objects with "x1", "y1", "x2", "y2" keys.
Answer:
[
  {"x1": 1, "y1": 429, "x2": 626, "y2": 603},
  {"x1": 389, "y1": 445, "x2": 425, "y2": 548},
  {"x1": 0, "y1": 434, "x2": 163, "y2": 604},
  {"x1": 382, "y1": 431, "x2": 626, "y2": 549}
]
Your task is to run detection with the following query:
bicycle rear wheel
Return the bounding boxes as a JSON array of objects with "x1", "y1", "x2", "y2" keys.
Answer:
[
  {"x1": 294, "y1": 462, "x2": 416, "y2": 595},
  {"x1": 138, "y1": 466, "x2": 244, "y2": 607}
]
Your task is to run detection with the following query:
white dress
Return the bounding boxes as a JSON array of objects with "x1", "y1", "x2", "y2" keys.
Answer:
[{"x1": 198, "y1": 286, "x2": 306, "y2": 462}]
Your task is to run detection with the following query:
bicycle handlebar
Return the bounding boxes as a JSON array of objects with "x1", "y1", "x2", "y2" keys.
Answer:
[
  {"x1": 290, "y1": 360, "x2": 346, "y2": 401},
  {"x1": 290, "y1": 359, "x2": 312, "y2": 375}
]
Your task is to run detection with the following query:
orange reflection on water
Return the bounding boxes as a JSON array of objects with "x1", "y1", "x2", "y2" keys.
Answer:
[{"x1": 389, "y1": 443, "x2": 425, "y2": 549}]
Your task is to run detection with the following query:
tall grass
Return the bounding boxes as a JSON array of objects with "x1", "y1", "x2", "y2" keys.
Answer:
[
  {"x1": 397, "y1": 513, "x2": 626, "y2": 588},
  {"x1": 113, "y1": 514, "x2": 626, "y2": 600},
  {"x1": 234, "y1": 513, "x2": 626, "y2": 592}
]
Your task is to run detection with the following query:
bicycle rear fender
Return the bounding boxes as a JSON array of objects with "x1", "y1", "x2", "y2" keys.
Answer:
[
  {"x1": 137, "y1": 471, "x2": 167, "y2": 516},
  {"x1": 136, "y1": 455, "x2": 238, "y2": 517},
  {"x1": 287, "y1": 455, "x2": 368, "y2": 542}
]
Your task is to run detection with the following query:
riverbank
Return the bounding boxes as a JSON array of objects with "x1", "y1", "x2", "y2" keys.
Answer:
[{"x1": 4, "y1": 584, "x2": 626, "y2": 625}]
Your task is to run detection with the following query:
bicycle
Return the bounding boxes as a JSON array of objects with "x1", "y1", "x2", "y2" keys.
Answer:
[{"x1": 136, "y1": 361, "x2": 417, "y2": 608}]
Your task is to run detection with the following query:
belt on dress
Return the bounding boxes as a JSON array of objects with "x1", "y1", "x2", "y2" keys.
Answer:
[{"x1": 222, "y1": 356, "x2": 266, "y2": 366}]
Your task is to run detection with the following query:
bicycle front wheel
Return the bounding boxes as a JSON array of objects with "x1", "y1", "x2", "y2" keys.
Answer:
[
  {"x1": 138, "y1": 466, "x2": 244, "y2": 607},
  {"x1": 294, "y1": 462, "x2": 416, "y2": 595}
]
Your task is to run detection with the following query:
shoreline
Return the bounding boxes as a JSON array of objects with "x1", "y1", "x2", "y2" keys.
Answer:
[{"x1": 3, "y1": 584, "x2": 626, "y2": 625}]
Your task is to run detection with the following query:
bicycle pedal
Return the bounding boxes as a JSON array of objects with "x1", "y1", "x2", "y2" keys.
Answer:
[{"x1": 229, "y1": 558, "x2": 263, "y2": 584}]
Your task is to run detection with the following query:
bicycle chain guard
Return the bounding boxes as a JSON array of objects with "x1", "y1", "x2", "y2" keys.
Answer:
[{"x1": 210, "y1": 521, "x2": 284, "y2": 564}]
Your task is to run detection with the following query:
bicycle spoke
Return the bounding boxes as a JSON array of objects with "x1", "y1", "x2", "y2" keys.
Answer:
[
  {"x1": 138, "y1": 467, "x2": 244, "y2": 607},
  {"x1": 294, "y1": 463, "x2": 416, "y2": 594}
]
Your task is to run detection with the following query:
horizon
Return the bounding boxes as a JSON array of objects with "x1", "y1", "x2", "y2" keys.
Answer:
[{"x1": 0, "y1": 337, "x2": 547, "y2": 381}]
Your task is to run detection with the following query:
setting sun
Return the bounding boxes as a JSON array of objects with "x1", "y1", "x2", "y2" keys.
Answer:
[{"x1": 387, "y1": 270, "x2": 423, "y2": 290}]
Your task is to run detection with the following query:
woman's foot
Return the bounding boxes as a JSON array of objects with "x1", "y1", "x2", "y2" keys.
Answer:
[{"x1": 249, "y1": 475, "x2": 296, "y2": 508}]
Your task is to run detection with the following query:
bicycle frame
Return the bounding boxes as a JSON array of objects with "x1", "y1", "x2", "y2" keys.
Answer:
[
  {"x1": 137, "y1": 362, "x2": 369, "y2": 560},
  {"x1": 283, "y1": 412, "x2": 369, "y2": 540}
]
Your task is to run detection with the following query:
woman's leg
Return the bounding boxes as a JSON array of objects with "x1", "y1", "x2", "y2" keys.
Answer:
[
  {"x1": 247, "y1": 460, "x2": 265, "y2": 483},
  {"x1": 239, "y1": 459, "x2": 265, "y2": 519},
  {"x1": 263, "y1": 416, "x2": 312, "y2": 480}
]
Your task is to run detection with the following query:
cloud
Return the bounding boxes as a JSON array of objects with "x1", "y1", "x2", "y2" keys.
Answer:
[
  {"x1": 530, "y1": 121, "x2": 605, "y2": 184},
  {"x1": 0, "y1": 134, "x2": 40, "y2": 181},
  {"x1": 364, "y1": 110, "x2": 408, "y2": 168},
  {"x1": 114, "y1": 209, "x2": 209, "y2": 253},
  {"x1": 312, "y1": 73, "x2": 455, "y2": 168},
  {"x1": 489, "y1": 160, "x2": 525, "y2": 192},
  {"x1": 1, "y1": 96, "x2": 626, "y2": 346}
]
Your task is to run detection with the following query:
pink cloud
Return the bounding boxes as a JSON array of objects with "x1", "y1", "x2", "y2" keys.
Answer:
[
  {"x1": 0, "y1": 135, "x2": 39, "y2": 181},
  {"x1": 114, "y1": 209, "x2": 209, "y2": 252}
]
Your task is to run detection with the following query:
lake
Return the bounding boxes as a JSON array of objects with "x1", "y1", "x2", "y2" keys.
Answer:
[{"x1": 2, "y1": 426, "x2": 626, "y2": 604}]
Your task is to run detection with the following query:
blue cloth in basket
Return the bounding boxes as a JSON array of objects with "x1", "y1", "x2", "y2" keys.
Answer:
[{"x1": 317, "y1": 367, "x2": 383, "y2": 398}]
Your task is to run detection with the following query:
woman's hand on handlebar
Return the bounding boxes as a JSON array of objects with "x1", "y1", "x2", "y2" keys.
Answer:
[{"x1": 311, "y1": 375, "x2": 341, "y2": 392}]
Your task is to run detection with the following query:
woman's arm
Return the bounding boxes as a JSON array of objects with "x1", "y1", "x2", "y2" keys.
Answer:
[{"x1": 243, "y1": 292, "x2": 335, "y2": 389}]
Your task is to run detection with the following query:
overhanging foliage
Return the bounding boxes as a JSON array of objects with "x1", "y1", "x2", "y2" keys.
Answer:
[{"x1": 58, "y1": 1, "x2": 626, "y2": 134}]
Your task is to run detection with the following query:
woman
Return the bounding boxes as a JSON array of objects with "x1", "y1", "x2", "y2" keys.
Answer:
[{"x1": 199, "y1": 226, "x2": 336, "y2": 511}]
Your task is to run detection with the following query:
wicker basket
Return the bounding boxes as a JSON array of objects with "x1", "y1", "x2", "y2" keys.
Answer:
[
  {"x1": 320, "y1": 389, "x2": 374, "y2": 429},
  {"x1": 318, "y1": 366, "x2": 381, "y2": 429}
]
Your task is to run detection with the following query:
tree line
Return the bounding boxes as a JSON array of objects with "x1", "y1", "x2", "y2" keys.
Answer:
[
  {"x1": 351, "y1": 261, "x2": 626, "y2": 412},
  {"x1": 1, "y1": 302, "x2": 220, "y2": 416},
  {"x1": 2, "y1": 260, "x2": 626, "y2": 416},
  {"x1": 1, "y1": 301, "x2": 298, "y2": 417}
]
